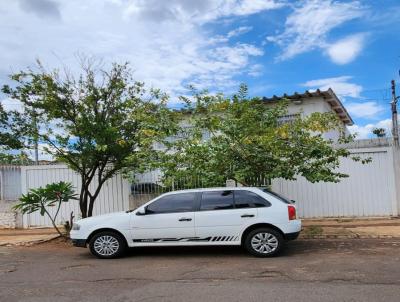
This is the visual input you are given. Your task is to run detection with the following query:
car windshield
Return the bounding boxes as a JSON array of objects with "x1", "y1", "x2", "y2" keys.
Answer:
[{"x1": 260, "y1": 188, "x2": 292, "y2": 204}]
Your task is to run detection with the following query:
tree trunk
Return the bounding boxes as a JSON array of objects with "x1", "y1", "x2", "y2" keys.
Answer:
[
  {"x1": 88, "y1": 196, "x2": 95, "y2": 217},
  {"x1": 79, "y1": 165, "x2": 114, "y2": 217},
  {"x1": 79, "y1": 184, "x2": 89, "y2": 218},
  {"x1": 87, "y1": 180, "x2": 107, "y2": 217}
]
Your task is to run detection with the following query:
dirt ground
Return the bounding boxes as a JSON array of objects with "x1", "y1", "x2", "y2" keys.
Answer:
[
  {"x1": 0, "y1": 238, "x2": 400, "y2": 302},
  {"x1": 0, "y1": 228, "x2": 59, "y2": 246}
]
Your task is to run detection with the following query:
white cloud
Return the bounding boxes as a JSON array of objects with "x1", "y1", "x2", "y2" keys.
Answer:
[
  {"x1": 302, "y1": 76, "x2": 362, "y2": 98},
  {"x1": 326, "y1": 34, "x2": 366, "y2": 65},
  {"x1": 345, "y1": 102, "x2": 385, "y2": 119},
  {"x1": 123, "y1": 0, "x2": 284, "y2": 24},
  {"x1": 348, "y1": 119, "x2": 392, "y2": 139},
  {"x1": 0, "y1": 0, "x2": 279, "y2": 103},
  {"x1": 267, "y1": 0, "x2": 365, "y2": 63},
  {"x1": 226, "y1": 0, "x2": 284, "y2": 17},
  {"x1": 227, "y1": 26, "x2": 253, "y2": 38},
  {"x1": 248, "y1": 64, "x2": 263, "y2": 77}
]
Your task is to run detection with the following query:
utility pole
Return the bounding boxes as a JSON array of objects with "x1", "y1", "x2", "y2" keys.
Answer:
[
  {"x1": 32, "y1": 112, "x2": 39, "y2": 165},
  {"x1": 391, "y1": 80, "x2": 399, "y2": 147}
]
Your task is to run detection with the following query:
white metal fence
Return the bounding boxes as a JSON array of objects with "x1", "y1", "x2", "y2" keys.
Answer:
[
  {"x1": 0, "y1": 166, "x2": 21, "y2": 200},
  {"x1": 20, "y1": 165, "x2": 130, "y2": 227},
  {"x1": 272, "y1": 146, "x2": 399, "y2": 218},
  {"x1": 1, "y1": 139, "x2": 400, "y2": 227}
]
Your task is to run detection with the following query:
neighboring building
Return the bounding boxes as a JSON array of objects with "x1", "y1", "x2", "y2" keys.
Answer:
[
  {"x1": 262, "y1": 88, "x2": 353, "y2": 141},
  {"x1": 164, "y1": 88, "x2": 353, "y2": 145}
]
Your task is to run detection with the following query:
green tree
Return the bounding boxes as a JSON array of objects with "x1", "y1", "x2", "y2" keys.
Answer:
[
  {"x1": 0, "y1": 152, "x2": 32, "y2": 165},
  {"x1": 162, "y1": 85, "x2": 367, "y2": 186},
  {"x1": 0, "y1": 102, "x2": 26, "y2": 157},
  {"x1": 14, "y1": 181, "x2": 78, "y2": 236},
  {"x1": 372, "y1": 128, "x2": 386, "y2": 138},
  {"x1": 3, "y1": 60, "x2": 178, "y2": 217}
]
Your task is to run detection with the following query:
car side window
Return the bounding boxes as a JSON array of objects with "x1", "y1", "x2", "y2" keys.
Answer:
[
  {"x1": 146, "y1": 193, "x2": 196, "y2": 214},
  {"x1": 200, "y1": 191, "x2": 234, "y2": 211},
  {"x1": 234, "y1": 190, "x2": 271, "y2": 208}
]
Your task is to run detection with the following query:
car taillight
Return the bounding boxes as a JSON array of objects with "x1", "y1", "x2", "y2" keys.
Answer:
[{"x1": 288, "y1": 205, "x2": 296, "y2": 220}]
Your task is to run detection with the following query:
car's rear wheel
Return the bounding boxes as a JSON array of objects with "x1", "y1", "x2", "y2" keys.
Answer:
[
  {"x1": 89, "y1": 231, "x2": 126, "y2": 259},
  {"x1": 244, "y1": 228, "x2": 283, "y2": 257}
]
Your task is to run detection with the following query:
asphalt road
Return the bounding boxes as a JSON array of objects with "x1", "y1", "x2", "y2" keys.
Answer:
[{"x1": 0, "y1": 239, "x2": 400, "y2": 302}]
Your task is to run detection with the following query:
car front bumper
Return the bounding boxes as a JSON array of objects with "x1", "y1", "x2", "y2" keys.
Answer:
[{"x1": 71, "y1": 239, "x2": 87, "y2": 248}]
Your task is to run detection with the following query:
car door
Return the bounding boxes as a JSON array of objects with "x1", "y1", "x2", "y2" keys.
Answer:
[
  {"x1": 130, "y1": 192, "x2": 197, "y2": 245},
  {"x1": 194, "y1": 190, "x2": 259, "y2": 243}
]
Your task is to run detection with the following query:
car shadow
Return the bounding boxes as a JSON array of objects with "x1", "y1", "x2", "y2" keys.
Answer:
[
  {"x1": 125, "y1": 245, "x2": 247, "y2": 258},
  {"x1": 122, "y1": 240, "x2": 307, "y2": 259},
  {"x1": 76, "y1": 240, "x2": 317, "y2": 260}
]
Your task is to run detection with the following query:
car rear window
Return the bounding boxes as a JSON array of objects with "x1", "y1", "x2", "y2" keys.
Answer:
[
  {"x1": 234, "y1": 190, "x2": 271, "y2": 208},
  {"x1": 261, "y1": 188, "x2": 292, "y2": 204}
]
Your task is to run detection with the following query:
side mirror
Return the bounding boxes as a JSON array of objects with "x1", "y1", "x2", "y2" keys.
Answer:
[{"x1": 136, "y1": 207, "x2": 146, "y2": 216}]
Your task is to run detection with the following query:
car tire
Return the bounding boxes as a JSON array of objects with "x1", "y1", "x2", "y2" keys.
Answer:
[
  {"x1": 88, "y1": 231, "x2": 127, "y2": 259},
  {"x1": 244, "y1": 228, "x2": 284, "y2": 257}
]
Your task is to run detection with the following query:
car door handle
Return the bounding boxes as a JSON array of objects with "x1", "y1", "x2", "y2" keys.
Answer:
[
  {"x1": 179, "y1": 218, "x2": 192, "y2": 222},
  {"x1": 241, "y1": 214, "x2": 255, "y2": 218}
]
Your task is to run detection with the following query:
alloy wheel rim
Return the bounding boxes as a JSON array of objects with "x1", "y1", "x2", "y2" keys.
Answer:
[
  {"x1": 251, "y1": 232, "x2": 278, "y2": 254},
  {"x1": 93, "y1": 235, "x2": 119, "y2": 256}
]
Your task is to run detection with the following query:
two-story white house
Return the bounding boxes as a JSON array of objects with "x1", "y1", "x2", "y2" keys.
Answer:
[
  {"x1": 262, "y1": 88, "x2": 353, "y2": 141},
  {"x1": 137, "y1": 88, "x2": 354, "y2": 191}
]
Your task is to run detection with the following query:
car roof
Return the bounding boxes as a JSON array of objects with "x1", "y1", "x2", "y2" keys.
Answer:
[{"x1": 162, "y1": 187, "x2": 262, "y2": 195}]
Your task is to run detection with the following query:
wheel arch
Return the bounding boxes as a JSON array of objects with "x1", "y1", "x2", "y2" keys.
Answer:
[
  {"x1": 87, "y1": 228, "x2": 129, "y2": 247},
  {"x1": 241, "y1": 223, "x2": 285, "y2": 245}
]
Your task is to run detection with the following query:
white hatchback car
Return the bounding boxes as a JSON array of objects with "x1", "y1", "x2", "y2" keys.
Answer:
[{"x1": 70, "y1": 187, "x2": 301, "y2": 258}]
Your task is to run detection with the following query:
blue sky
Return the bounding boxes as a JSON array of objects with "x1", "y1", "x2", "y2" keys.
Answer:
[{"x1": 1, "y1": 0, "x2": 400, "y2": 140}]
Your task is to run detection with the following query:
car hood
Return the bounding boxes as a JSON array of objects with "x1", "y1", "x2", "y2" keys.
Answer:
[{"x1": 75, "y1": 211, "x2": 128, "y2": 226}]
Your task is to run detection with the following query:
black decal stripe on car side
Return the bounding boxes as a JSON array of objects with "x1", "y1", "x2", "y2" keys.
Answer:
[{"x1": 133, "y1": 237, "x2": 213, "y2": 243}]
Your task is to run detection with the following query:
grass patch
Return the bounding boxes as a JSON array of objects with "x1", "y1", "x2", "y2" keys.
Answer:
[{"x1": 304, "y1": 225, "x2": 324, "y2": 236}]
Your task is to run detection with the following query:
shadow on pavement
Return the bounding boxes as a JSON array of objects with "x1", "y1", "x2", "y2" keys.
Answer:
[
  {"x1": 75, "y1": 239, "x2": 362, "y2": 260},
  {"x1": 121, "y1": 241, "x2": 306, "y2": 258}
]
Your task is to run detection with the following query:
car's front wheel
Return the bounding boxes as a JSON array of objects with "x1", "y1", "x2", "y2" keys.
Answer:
[
  {"x1": 88, "y1": 231, "x2": 127, "y2": 259},
  {"x1": 244, "y1": 228, "x2": 283, "y2": 257}
]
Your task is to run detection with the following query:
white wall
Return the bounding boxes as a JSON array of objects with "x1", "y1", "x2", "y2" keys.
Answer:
[
  {"x1": 0, "y1": 167, "x2": 21, "y2": 200},
  {"x1": 268, "y1": 97, "x2": 349, "y2": 142},
  {"x1": 272, "y1": 146, "x2": 398, "y2": 218},
  {"x1": 0, "y1": 167, "x2": 22, "y2": 228},
  {"x1": 5, "y1": 142, "x2": 400, "y2": 227},
  {"x1": 21, "y1": 165, "x2": 130, "y2": 227}
]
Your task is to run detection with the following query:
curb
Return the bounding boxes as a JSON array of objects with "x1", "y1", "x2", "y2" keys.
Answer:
[
  {"x1": 299, "y1": 234, "x2": 400, "y2": 239},
  {"x1": 0, "y1": 235, "x2": 61, "y2": 247}
]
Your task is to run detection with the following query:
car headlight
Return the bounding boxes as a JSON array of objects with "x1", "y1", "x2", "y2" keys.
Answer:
[{"x1": 71, "y1": 223, "x2": 80, "y2": 231}]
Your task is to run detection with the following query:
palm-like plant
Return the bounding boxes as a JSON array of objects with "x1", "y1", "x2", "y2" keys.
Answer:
[{"x1": 14, "y1": 181, "x2": 78, "y2": 236}]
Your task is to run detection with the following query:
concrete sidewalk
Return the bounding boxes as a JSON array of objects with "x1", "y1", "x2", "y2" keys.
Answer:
[
  {"x1": 0, "y1": 217, "x2": 399, "y2": 246},
  {"x1": 0, "y1": 228, "x2": 59, "y2": 246},
  {"x1": 301, "y1": 217, "x2": 400, "y2": 239}
]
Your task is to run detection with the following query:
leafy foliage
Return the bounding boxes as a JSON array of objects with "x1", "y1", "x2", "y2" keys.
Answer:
[
  {"x1": 372, "y1": 128, "x2": 386, "y2": 138},
  {"x1": 0, "y1": 152, "x2": 33, "y2": 165},
  {"x1": 14, "y1": 181, "x2": 78, "y2": 236},
  {"x1": 0, "y1": 102, "x2": 27, "y2": 156},
  {"x1": 162, "y1": 85, "x2": 367, "y2": 186},
  {"x1": 3, "y1": 59, "x2": 178, "y2": 217}
]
